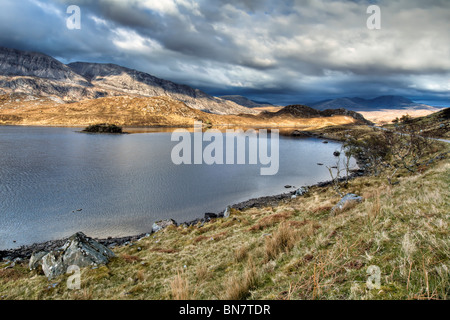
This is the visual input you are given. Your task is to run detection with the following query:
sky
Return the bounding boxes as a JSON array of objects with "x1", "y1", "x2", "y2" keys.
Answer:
[{"x1": 0, "y1": 0, "x2": 449, "y2": 106}]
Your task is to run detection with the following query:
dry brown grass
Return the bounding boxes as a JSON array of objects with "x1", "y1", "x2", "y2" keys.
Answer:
[
  {"x1": 150, "y1": 248, "x2": 178, "y2": 254},
  {"x1": 170, "y1": 270, "x2": 192, "y2": 300},
  {"x1": 311, "y1": 205, "x2": 333, "y2": 213},
  {"x1": 248, "y1": 211, "x2": 294, "y2": 232},
  {"x1": 234, "y1": 245, "x2": 249, "y2": 263},
  {"x1": 223, "y1": 257, "x2": 259, "y2": 300},
  {"x1": 120, "y1": 254, "x2": 142, "y2": 263},
  {"x1": 0, "y1": 268, "x2": 25, "y2": 283},
  {"x1": 264, "y1": 221, "x2": 299, "y2": 261},
  {"x1": 72, "y1": 289, "x2": 94, "y2": 300},
  {"x1": 193, "y1": 231, "x2": 228, "y2": 244},
  {"x1": 135, "y1": 270, "x2": 146, "y2": 282},
  {"x1": 195, "y1": 265, "x2": 211, "y2": 282}
]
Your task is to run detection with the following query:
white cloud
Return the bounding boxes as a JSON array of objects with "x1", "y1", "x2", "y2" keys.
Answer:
[{"x1": 112, "y1": 28, "x2": 163, "y2": 54}]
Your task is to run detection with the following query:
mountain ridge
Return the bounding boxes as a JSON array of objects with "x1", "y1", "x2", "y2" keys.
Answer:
[{"x1": 0, "y1": 46, "x2": 257, "y2": 115}]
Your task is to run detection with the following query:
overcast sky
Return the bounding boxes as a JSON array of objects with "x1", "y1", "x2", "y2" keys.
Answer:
[{"x1": 0, "y1": 0, "x2": 449, "y2": 106}]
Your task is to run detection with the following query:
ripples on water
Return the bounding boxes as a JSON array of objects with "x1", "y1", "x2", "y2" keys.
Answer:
[{"x1": 0, "y1": 126, "x2": 355, "y2": 249}]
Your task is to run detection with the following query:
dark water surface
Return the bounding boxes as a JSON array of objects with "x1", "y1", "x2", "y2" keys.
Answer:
[{"x1": 0, "y1": 126, "x2": 355, "y2": 249}]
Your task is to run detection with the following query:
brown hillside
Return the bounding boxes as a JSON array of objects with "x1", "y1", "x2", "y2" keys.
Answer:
[{"x1": 0, "y1": 94, "x2": 363, "y2": 129}]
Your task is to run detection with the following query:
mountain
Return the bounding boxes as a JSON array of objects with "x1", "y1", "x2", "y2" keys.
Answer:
[
  {"x1": 219, "y1": 95, "x2": 274, "y2": 108},
  {"x1": 0, "y1": 47, "x2": 88, "y2": 85},
  {"x1": 0, "y1": 47, "x2": 257, "y2": 115},
  {"x1": 67, "y1": 62, "x2": 256, "y2": 115},
  {"x1": 310, "y1": 96, "x2": 437, "y2": 111},
  {"x1": 0, "y1": 93, "x2": 366, "y2": 128}
]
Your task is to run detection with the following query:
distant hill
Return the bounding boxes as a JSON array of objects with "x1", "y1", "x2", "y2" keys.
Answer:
[
  {"x1": 261, "y1": 104, "x2": 372, "y2": 125},
  {"x1": 310, "y1": 96, "x2": 438, "y2": 112},
  {"x1": 219, "y1": 95, "x2": 275, "y2": 108},
  {"x1": 0, "y1": 47, "x2": 257, "y2": 115}
]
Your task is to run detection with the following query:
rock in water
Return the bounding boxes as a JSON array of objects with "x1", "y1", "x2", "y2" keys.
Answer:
[{"x1": 31, "y1": 232, "x2": 115, "y2": 279}]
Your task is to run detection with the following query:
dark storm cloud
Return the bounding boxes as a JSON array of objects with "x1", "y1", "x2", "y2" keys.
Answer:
[{"x1": 0, "y1": 0, "x2": 449, "y2": 105}]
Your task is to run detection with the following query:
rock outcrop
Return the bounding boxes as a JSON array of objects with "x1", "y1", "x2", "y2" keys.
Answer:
[
  {"x1": 331, "y1": 193, "x2": 364, "y2": 214},
  {"x1": 29, "y1": 232, "x2": 115, "y2": 279},
  {"x1": 152, "y1": 219, "x2": 177, "y2": 233}
]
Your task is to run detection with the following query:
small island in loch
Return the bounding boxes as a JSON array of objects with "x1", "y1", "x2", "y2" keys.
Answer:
[{"x1": 82, "y1": 124, "x2": 124, "y2": 134}]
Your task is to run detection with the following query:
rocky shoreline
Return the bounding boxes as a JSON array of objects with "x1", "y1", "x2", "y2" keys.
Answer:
[
  {"x1": 0, "y1": 129, "x2": 370, "y2": 262},
  {"x1": 0, "y1": 168, "x2": 367, "y2": 263}
]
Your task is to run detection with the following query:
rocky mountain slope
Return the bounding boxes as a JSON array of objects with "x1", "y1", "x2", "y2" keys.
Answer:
[
  {"x1": 310, "y1": 96, "x2": 437, "y2": 112},
  {"x1": 0, "y1": 47, "x2": 256, "y2": 115}
]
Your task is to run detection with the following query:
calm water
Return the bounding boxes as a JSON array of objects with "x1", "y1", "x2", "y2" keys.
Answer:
[{"x1": 0, "y1": 126, "x2": 355, "y2": 249}]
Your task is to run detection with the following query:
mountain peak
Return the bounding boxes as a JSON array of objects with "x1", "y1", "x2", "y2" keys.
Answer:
[
  {"x1": 0, "y1": 47, "x2": 89, "y2": 86},
  {"x1": 0, "y1": 46, "x2": 257, "y2": 115}
]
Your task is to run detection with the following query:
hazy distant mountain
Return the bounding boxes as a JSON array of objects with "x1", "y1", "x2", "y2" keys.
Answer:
[
  {"x1": 219, "y1": 95, "x2": 274, "y2": 108},
  {"x1": 310, "y1": 96, "x2": 437, "y2": 111},
  {"x1": 0, "y1": 47, "x2": 257, "y2": 115}
]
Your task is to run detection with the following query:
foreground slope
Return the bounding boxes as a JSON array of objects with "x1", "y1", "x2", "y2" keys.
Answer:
[{"x1": 1, "y1": 131, "x2": 448, "y2": 300}]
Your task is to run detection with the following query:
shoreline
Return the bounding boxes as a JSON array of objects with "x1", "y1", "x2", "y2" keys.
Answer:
[
  {"x1": 0, "y1": 125, "x2": 366, "y2": 260},
  {"x1": 0, "y1": 167, "x2": 366, "y2": 261}
]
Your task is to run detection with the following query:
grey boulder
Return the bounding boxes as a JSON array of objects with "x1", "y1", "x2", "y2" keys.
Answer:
[
  {"x1": 294, "y1": 186, "x2": 309, "y2": 196},
  {"x1": 331, "y1": 194, "x2": 363, "y2": 214},
  {"x1": 152, "y1": 219, "x2": 177, "y2": 233},
  {"x1": 29, "y1": 251, "x2": 48, "y2": 270},
  {"x1": 30, "y1": 232, "x2": 115, "y2": 279}
]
